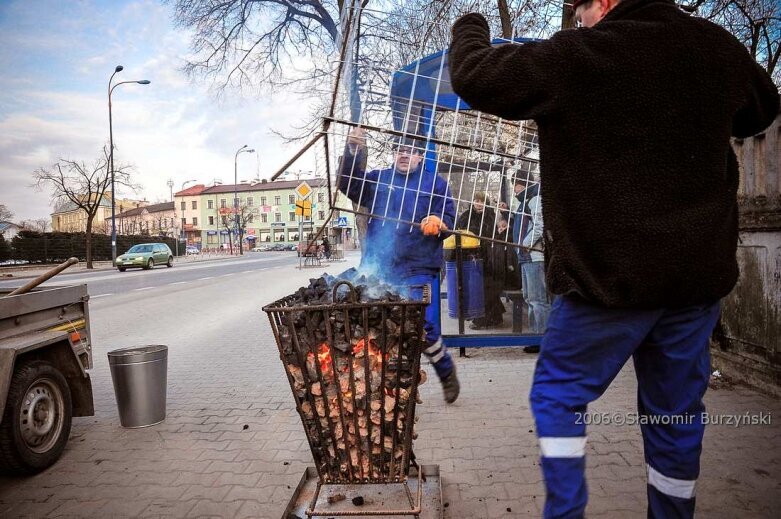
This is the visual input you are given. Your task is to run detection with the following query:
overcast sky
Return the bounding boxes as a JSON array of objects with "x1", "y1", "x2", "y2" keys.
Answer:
[{"x1": 0, "y1": 0, "x2": 317, "y2": 223}]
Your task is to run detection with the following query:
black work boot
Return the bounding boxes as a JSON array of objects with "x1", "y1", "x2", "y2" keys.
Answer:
[{"x1": 441, "y1": 366, "x2": 460, "y2": 404}]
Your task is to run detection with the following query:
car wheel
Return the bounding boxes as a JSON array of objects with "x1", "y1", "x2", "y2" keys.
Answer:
[
  {"x1": 145, "y1": 258, "x2": 154, "y2": 270},
  {"x1": 0, "y1": 360, "x2": 73, "y2": 476},
  {"x1": 166, "y1": 256, "x2": 173, "y2": 268},
  {"x1": 118, "y1": 267, "x2": 126, "y2": 272}
]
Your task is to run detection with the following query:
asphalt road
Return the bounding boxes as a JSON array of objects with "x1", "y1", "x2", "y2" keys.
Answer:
[{"x1": 0, "y1": 252, "x2": 334, "y2": 297}]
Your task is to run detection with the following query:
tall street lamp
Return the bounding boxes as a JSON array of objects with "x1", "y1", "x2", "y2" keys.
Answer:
[
  {"x1": 108, "y1": 65, "x2": 150, "y2": 265},
  {"x1": 179, "y1": 179, "x2": 197, "y2": 254},
  {"x1": 167, "y1": 179, "x2": 176, "y2": 254},
  {"x1": 234, "y1": 145, "x2": 255, "y2": 256}
]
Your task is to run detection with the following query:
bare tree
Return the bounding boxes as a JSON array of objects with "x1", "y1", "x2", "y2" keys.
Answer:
[
  {"x1": 0, "y1": 204, "x2": 13, "y2": 222},
  {"x1": 219, "y1": 202, "x2": 259, "y2": 253},
  {"x1": 169, "y1": 0, "x2": 349, "y2": 95},
  {"x1": 685, "y1": 0, "x2": 780, "y2": 86},
  {"x1": 18, "y1": 219, "x2": 50, "y2": 233},
  {"x1": 33, "y1": 146, "x2": 138, "y2": 269}
]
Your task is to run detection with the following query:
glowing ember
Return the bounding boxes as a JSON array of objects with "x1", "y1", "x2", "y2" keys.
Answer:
[
  {"x1": 353, "y1": 338, "x2": 385, "y2": 364},
  {"x1": 308, "y1": 342, "x2": 334, "y2": 375}
]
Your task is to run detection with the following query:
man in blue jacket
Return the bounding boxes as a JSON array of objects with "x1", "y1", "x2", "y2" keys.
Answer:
[{"x1": 339, "y1": 128, "x2": 460, "y2": 403}]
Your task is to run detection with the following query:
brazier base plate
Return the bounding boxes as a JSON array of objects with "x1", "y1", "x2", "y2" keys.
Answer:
[{"x1": 282, "y1": 464, "x2": 443, "y2": 519}]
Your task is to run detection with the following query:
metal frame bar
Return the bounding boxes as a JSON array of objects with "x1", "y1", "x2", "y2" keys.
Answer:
[{"x1": 441, "y1": 334, "x2": 543, "y2": 348}]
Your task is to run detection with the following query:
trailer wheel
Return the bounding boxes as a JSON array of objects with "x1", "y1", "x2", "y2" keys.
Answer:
[{"x1": 0, "y1": 360, "x2": 72, "y2": 475}]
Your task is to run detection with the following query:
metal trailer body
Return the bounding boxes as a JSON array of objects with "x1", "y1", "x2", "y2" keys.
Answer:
[{"x1": 0, "y1": 284, "x2": 94, "y2": 474}]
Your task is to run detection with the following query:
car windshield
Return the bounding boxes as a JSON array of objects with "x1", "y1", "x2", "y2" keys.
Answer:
[{"x1": 128, "y1": 245, "x2": 153, "y2": 253}]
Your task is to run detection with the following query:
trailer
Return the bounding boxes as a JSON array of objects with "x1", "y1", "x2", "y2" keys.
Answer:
[{"x1": 0, "y1": 283, "x2": 94, "y2": 475}]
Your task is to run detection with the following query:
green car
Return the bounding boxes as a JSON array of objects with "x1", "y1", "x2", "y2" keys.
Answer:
[{"x1": 116, "y1": 243, "x2": 174, "y2": 272}]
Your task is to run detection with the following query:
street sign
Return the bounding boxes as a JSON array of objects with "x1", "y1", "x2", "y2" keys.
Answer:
[
  {"x1": 294, "y1": 181, "x2": 313, "y2": 199},
  {"x1": 295, "y1": 199, "x2": 312, "y2": 217},
  {"x1": 337, "y1": 216, "x2": 348, "y2": 227}
]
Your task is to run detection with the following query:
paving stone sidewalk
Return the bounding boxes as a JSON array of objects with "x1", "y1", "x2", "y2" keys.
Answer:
[{"x1": 0, "y1": 264, "x2": 778, "y2": 518}]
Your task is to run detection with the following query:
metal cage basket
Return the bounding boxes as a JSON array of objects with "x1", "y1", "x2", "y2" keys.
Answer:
[{"x1": 263, "y1": 280, "x2": 430, "y2": 488}]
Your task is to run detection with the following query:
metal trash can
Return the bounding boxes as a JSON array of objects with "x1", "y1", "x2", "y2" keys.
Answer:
[{"x1": 107, "y1": 345, "x2": 168, "y2": 428}]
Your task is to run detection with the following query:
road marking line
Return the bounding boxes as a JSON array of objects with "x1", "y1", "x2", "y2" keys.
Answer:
[
  {"x1": 170, "y1": 281, "x2": 187, "y2": 285},
  {"x1": 242, "y1": 270, "x2": 254, "y2": 274},
  {"x1": 91, "y1": 293, "x2": 113, "y2": 298},
  {"x1": 198, "y1": 276, "x2": 214, "y2": 280},
  {"x1": 133, "y1": 287, "x2": 155, "y2": 291}
]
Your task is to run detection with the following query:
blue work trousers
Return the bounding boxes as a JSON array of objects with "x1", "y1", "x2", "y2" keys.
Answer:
[
  {"x1": 530, "y1": 295, "x2": 720, "y2": 519},
  {"x1": 406, "y1": 273, "x2": 454, "y2": 380}
]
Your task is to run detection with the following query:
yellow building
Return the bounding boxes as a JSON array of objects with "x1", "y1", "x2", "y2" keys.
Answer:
[{"x1": 51, "y1": 195, "x2": 147, "y2": 234}]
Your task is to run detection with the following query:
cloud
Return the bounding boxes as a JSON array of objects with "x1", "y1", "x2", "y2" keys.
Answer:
[{"x1": 0, "y1": 0, "x2": 319, "y2": 221}]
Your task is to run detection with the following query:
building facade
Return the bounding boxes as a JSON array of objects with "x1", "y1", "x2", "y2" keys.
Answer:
[
  {"x1": 117, "y1": 201, "x2": 176, "y2": 237},
  {"x1": 173, "y1": 184, "x2": 206, "y2": 246},
  {"x1": 0, "y1": 222, "x2": 23, "y2": 240},
  {"x1": 51, "y1": 196, "x2": 147, "y2": 234},
  {"x1": 174, "y1": 179, "x2": 356, "y2": 250}
]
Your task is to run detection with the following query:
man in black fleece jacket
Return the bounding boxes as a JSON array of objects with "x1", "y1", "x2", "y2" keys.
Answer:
[{"x1": 449, "y1": 0, "x2": 779, "y2": 517}]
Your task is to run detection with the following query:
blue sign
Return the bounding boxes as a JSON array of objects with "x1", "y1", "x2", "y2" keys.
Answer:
[
  {"x1": 337, "y1": 216, "x2": 348, "y2": 227},
  {"x1": 207, "y1": 231, "x2": 217, "y2": 236},
  {"x1": 219, "y1": 230, "x2": 229, "y2": 235}
]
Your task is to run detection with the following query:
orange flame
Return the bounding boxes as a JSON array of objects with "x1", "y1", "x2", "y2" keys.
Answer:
[
  {"x1": 307, "y1": 342, "x2": 333, "y2": 375},
  {"x1": 353, "y1": 338, "x2": 384, "y2": 363}
]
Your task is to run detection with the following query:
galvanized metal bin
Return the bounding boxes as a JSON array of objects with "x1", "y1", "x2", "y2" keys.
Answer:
[{"x1": 107, "y1": 345, "x2": 168, "y2": 428}]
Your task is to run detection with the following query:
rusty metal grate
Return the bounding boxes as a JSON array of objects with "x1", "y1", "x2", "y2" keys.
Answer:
[{"x1": 264, "y1": 280, "x2": 430, "y2": 517}]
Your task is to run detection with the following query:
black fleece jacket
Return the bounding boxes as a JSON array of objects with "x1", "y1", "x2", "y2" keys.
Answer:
[{"x1": 449, "y1": 0, "x2": 779, "y2": 308}]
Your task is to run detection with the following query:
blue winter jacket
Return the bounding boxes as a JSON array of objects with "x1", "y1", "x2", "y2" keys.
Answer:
[{"x1": 338, "y1": 147, "x2": 456, "y2": 279}]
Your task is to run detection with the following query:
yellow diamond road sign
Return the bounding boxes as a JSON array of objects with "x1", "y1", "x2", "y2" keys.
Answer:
[{"x1": 295, "y1": 181, "x2": 312, "y2": 199}]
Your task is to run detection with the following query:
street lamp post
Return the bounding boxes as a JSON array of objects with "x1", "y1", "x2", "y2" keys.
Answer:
[
  {"x1": 179, "y1": 179, "x2": 197, "y2": 255},
  {"x1": 234, "y1": 145, "x2": 255, "y2": 256},
  {"x1": 167, "y1": 179, "x2": 176, "y2": 255},
  {"x1": 108, "y1": 65, "x2": 150, "y2": 266}
]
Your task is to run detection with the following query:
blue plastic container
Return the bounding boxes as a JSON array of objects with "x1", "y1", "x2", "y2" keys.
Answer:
[{"x1": 446, "y1": 259, "x2": 485, "y2": 320}]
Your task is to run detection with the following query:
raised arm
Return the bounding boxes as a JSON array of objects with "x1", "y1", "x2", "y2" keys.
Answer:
[
  {"x1": 337, "y1": 128, "x2": 377, "y2": 206},
  {"x1": 449, "y1": 13, "x2": 562, "y2": 120}
]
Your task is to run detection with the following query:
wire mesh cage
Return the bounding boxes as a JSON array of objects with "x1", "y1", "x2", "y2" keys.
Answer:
[
  {"x1": 276, "y1": 1, "x2": 550, "y2": 254},
  {"x1": 263, "y1": 280, "x2": 429, "y2": 488},
  {"x1": 309, "y1": 0, "x2": 545, "y2": 253}
]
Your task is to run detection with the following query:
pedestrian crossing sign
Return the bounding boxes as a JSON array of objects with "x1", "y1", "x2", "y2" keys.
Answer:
[{"x1": 337, "y1": 216, "x2": 348, "y2": 227}]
